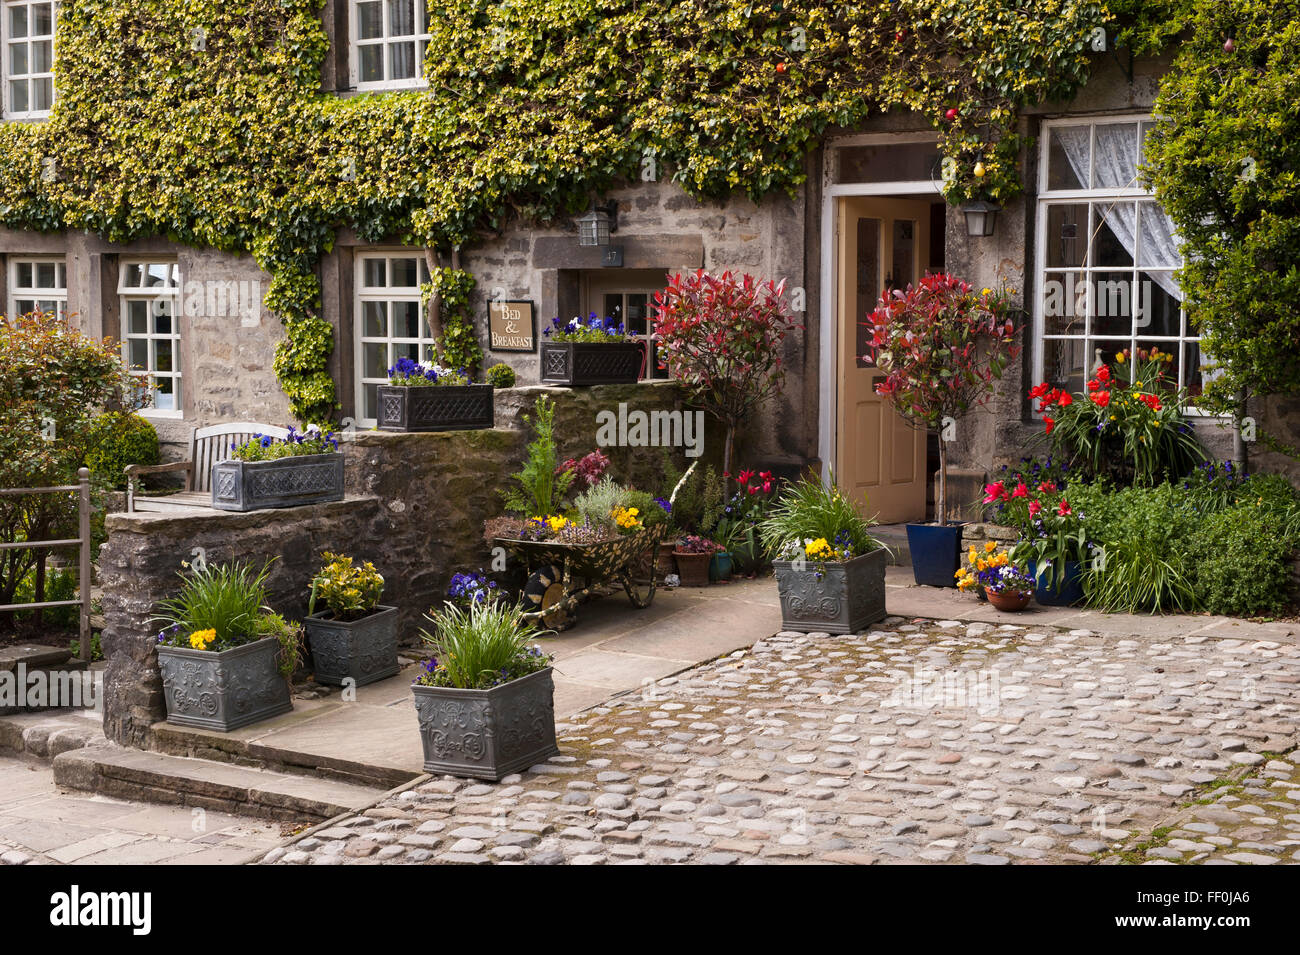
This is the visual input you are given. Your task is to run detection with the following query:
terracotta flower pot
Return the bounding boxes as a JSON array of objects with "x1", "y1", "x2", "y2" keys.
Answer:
[{"x1": 987, "y1": 589, "x2": 1031, "y2": 612}]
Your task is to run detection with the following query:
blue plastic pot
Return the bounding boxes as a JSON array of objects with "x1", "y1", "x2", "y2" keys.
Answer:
[
  {"x1": 906, "y1": 523, "x2": 964, "y2": 587},
  {"x1": 1030, "y1": 560, "x2": 1085, "y2": 606},
  {"x1": 709, "y1": 551, "x2": 733, "y2": 582}
]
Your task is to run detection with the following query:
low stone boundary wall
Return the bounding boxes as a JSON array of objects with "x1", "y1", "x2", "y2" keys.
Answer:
[{"x1": 99, "y1": 382, "x2": 706, "y2": 747}]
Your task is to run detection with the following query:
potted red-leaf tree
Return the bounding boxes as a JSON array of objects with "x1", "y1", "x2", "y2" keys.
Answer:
[
  {"x1": 868, "y1": 274, "x2": 1018, "y2": 586},
  {"x1": 652, "y1": 270, "x2": 802, "y2": 479}
]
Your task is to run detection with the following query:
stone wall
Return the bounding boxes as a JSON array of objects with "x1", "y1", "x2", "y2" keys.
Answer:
[{"x1": 98, "y1": 382, "x2": 708, "y2": 747}]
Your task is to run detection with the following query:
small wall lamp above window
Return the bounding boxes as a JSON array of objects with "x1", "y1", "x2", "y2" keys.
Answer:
[
  {"x1": 961, "y1": 201, "x2": 999, "y2": 237},
  {"x1": 576, "y1": 201, "x2": 618, "y2": 247}
]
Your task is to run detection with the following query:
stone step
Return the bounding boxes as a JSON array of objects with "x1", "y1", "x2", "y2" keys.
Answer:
[
  {"x1": 52, "y1": 744, "x2": 393, "y2": 823},
  {"x1": 0, "y1": 709, "x2": 102, "y2": 759},
  {"x1": 872, "y1": 524, "x2": 912, "y2": 566}
]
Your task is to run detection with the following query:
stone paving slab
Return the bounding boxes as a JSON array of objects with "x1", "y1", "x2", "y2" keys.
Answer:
[
  {"x1": 262, "y1": 617, "x2": 1300, "y2": 865},
  {"x1": 0, "y1": 757, "x2": 286, "y2": 866}
]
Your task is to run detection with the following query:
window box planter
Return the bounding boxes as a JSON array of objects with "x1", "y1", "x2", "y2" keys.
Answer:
[
  {"x1": 906, "y1": 522, "x2": 964, "y2": 587},
  {"x1": 376, "y1": 384, "x2": 494, "y2": 432},
  {"x1": 211, "y1": 453, "x2": 344, "y2": 512},
  {"x1": 157, "y1": 636, "x2": 291, "y2": 732},
  {"x1": 672, "y1": 551, "x2": 712, "y2": 587},
  {"x1": 304, "y1": 605, "x2": 400, "y2": 687},
  {"x1": 411, "y1": 666, "x2": 559, "y2": 781},
  {"x1": 773, "y1": 547, "x2": 887, "y2": 634},
  {"x1": 540, "y1": 341, "x2": 645, "y2": 386}
]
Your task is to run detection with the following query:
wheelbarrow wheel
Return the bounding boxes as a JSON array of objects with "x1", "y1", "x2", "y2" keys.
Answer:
[{"x1": 524, "y1": 564, "x2": 575, "y2": 631}]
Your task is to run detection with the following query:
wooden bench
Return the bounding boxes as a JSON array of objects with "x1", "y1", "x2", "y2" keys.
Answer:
[{"x1": 125, "y1": 422, "x2": 290, "y2": 512}]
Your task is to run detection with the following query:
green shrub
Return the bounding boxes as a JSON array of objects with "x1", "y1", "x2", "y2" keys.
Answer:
[
  {"x1": 417, "y1": 601, "x2": 549, "y2": 690},
  {"x1": 1188, "y1": 504, "x2": 1295, "y2": 617},
  {"x1": 1075, "y1": 484, "x2": 1200, "y2": 613},
  {"x1": 14, "y1": 565, "x2": 79, "y2": 629},
  {"x1": 85, "y1": 411, "x2": 159, "y2": 489},
  {"x1": 758, "y1": 473, "x2": 881, "y2": 561},
  {"x1": 485, "y1": 363, "x2": 517, "y2": 389}
]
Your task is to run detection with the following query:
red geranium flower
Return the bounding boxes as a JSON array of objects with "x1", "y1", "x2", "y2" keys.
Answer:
[
  {"x1": 1057, "y1": 499, "x2": 1072, "y2": 516},
  {"x1": 1043, "y1": 416, "x2": 1055, "y2": 435},
  {"x1": 1090, "y1": 389, "x2": 1111, "y2": 408}
]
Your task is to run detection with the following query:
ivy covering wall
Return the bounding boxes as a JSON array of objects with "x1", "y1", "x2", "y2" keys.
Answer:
[{"x1": 0, "y1": 0, "x2": 1149, "y2": 425}]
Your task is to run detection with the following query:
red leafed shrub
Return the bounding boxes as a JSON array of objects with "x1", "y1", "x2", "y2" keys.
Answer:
[
  {"x1": 867, "y1": 274, "x2": 1019, "y2": 524},
  {"x1": 652, "y1": 270, "x2": 802, "y2": 476}
]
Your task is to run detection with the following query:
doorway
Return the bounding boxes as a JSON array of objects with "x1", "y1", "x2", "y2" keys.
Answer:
[{"x1": 834, "y1": 196, "x2": 943, "y2": 523}]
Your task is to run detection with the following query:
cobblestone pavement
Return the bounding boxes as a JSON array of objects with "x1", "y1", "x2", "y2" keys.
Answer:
[{"x1": 261, "y1": 618, "x2": 1300, "y2": 865}]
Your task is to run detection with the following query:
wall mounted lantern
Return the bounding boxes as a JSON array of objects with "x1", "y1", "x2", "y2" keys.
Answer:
[
  {"x1": 576, "y1": 201, "x2": 618, "y2": 247},
  {"x1": 961, "y1": 201, "x2": 999, "y2": 238}
]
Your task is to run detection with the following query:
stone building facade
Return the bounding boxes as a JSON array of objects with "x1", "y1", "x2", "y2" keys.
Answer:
[{"x1": 1, "y1": 6, "x2": 1278, "y2": 520}]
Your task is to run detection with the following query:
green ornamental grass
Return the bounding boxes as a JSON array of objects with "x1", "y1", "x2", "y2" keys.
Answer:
[
  {"x1": 417, "y1": 600, "x2": 550, "y2": 690},
  {"x1": 153, "y1": 559, "x2": 273, "y2": 645},
  {"x1": 758, "y1": 473, "x2": 881, "y2": 560}
]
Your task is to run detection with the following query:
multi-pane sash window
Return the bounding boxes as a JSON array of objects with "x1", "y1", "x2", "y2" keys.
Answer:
[
  {"x1": 4, "y1": 0, "x2": 57, "y2": 118},
  {"x1": 597, "y1": 290, "x2": 663, "y2": 381},
  {"x1": 9, "y1": 256, "x2": 65, "y2": 318},
  {"x1": 1034, "y1": 118, "x2": 1204, "y2": 400},
  {"x1": 355, "y1": 253, "x2": 432, "y2": 423},
  {"x1": 353, "y1": 0, "x2": 429, "y2": 89},
  {"x1": 120, "y1": 262, "x2": 182, "y2": 413}
]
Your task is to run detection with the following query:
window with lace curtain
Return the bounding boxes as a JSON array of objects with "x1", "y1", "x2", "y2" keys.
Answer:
[
  {"x1": 1033, "y1": 117, "x2": 1208, "y2": 402},
  {"x1": 349, "y1": 0, "x2": 430, "y2": 90}
]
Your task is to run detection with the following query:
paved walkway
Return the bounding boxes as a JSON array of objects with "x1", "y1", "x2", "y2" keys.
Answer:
[
  {"x1": 150, "y1": 577, "x2": 780, "y2": 782},
  {"x1": 261, "y1": 616, "x2": 1300, "y2": 865},
  {"x1": 0, "y1": 756, "x2": 285, "y2": 865}
]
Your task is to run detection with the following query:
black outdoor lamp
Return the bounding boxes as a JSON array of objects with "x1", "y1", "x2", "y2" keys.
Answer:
[
  {"x1": 961, "y1": 201, "x2": 999, "y2": 237},
  {"x1": 576, "y1": 201, "x2": 618, "y2": 247}
]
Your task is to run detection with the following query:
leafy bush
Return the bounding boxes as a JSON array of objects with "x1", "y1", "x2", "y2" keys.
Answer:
[
  {"x1": 85, "y1": 411, "x2": 159, "y2": 489},
  {"x1": 1187, "y1": 504, "x2": 1295, "y2": 618},
  {"x1": 416, "y1": 601, "x2": 549, "y2": 690},
  {"x1": 664, "y1": 463, "x2": 726, "y2": 536},
  {"x1": 485, "y1": 363, "x2": 516, "y2": 388},
  {"x1": 653, "y1": 270, "x2": 801, "y2": 477},
  {"x1": 868, "y1": 275, "x2": 1019, "y2": 524},
  {"x1": 308, "y1": 552, "x2": 384, "y2": 620}
]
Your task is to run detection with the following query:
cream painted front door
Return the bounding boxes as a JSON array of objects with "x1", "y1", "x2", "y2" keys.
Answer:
[{"x1": 835, "y1": 197, "x2": 932, "y2": 523}]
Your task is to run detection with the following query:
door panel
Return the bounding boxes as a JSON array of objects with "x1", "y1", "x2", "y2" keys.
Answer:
[{"x1": 835, "y1": 196, "x2": 934, "y2": 524}]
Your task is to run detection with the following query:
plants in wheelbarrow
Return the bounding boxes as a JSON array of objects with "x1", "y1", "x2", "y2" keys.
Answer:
[{"x1": 415, "y1": 601, "x2": 552, "y2": 691}]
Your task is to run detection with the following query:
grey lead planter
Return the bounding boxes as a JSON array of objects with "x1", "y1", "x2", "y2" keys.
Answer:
[
  {"x1": 772, "y1": 547, "x2": 888, "y2": 634},
  {"x1": 211, "y1": 452, "x2": 344, "y2": 512},
  {"x1": 304, "y1": 605, "x2": 400, "y2": 687},
  {"x1": 377, "y1": 384, "x2": 494, "y2": 432},
  {"x1": 412, "y1": 666, "x2": 559, "y2": 781},
  {"x1": 157, "y1": 636, "x2": 291, "y2": 731},
  {"x1": 540, "y1": 341, "x2": 645, "y2": 386}
]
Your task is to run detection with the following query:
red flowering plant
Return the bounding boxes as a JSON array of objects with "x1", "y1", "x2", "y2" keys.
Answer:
[
  {"x1": 1028, "y1": 347, "x2": 1205, "y2": 486},
  {"x1": 982, "y1": 472, "x2": 1087, "y2": 593},
  {"x1": 556, "y1": 450, "x2": 610, "y2": 490},
  {"x1": 653, "y1": 270, "x2": 802, "y2": 479},
  {"x1": 713, "y1": 468, "x2": 780, "y2": 571},
  {"x1": 868, "y1": 274, "x2": 1019, "y2": 525}
]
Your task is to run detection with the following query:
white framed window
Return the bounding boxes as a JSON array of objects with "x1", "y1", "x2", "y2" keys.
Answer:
[
  {"x1": 1033, "y1": 116, "x2": 1205, "y2": 402},
  {"x1": 119, "y1": 261, "x2": 182, "y2": 415},
  {"x1": 355, "y1": 252, "x2": 432, "y2": 424},
  {"x1": 350, "y1": 0, "x2": 429, "y2": 90},
  {"x1": 3, "y1": 0, "x2": 57, "y2": 120},
  {"x1": 581, "y1": 271, "x2": 668, "y2": 381},
  {"x1": 8, "y1": 256, "x2": 65, "y2": 318}
]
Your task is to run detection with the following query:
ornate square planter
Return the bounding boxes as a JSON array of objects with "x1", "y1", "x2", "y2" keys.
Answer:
[
  {"x1": 304, "y1": 605, "x2": 400, "y2": 687},
  {"x1": 772, "y1": 547, "x2": 888, "y2": 634},
  {"x1": 157, "y1": 636, "x2": 292, "y2": 732},
  {"x1": 211, "y1": 452, "x2": 344, "y2": 512},
  {"x1": 411, "y1": 667, "x2": 559, "y2": 781},
  {"x1": 376, "y1": 384, "x2": 494, "y2": 432},
  {"x1": 539, "y1": 341, "x2": 645, "y2": 386}
]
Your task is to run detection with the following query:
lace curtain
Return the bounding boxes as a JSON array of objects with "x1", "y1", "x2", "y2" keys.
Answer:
[{"x1": 1052, "y1": 125, "x2": 1183, "y2": 302}]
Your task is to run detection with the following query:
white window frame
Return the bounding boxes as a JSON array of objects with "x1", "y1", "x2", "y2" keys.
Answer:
[
  {"x1": 1032, "y1": 114, "x2": 1207, "y2": 410},
  {"x1": 354, "y1": 251, "x2": 433, "y2": 427},
  {"x1": 8, "y1": 255, "x2": 66, "y2": 319},
  {"x1": 2, "y1": 0, "x2": 58, "y2": 121},
  {"x1": 348, "y1": 0, "x2": 429, "y2": 91},
  {"x1": 119, "y1": 260, "x2": 183, "y2": 419}
]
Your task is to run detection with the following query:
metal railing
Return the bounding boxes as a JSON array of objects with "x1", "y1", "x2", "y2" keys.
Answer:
[{"x1": 0, "y1": 467, "x2": 93, "y2": 663}]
